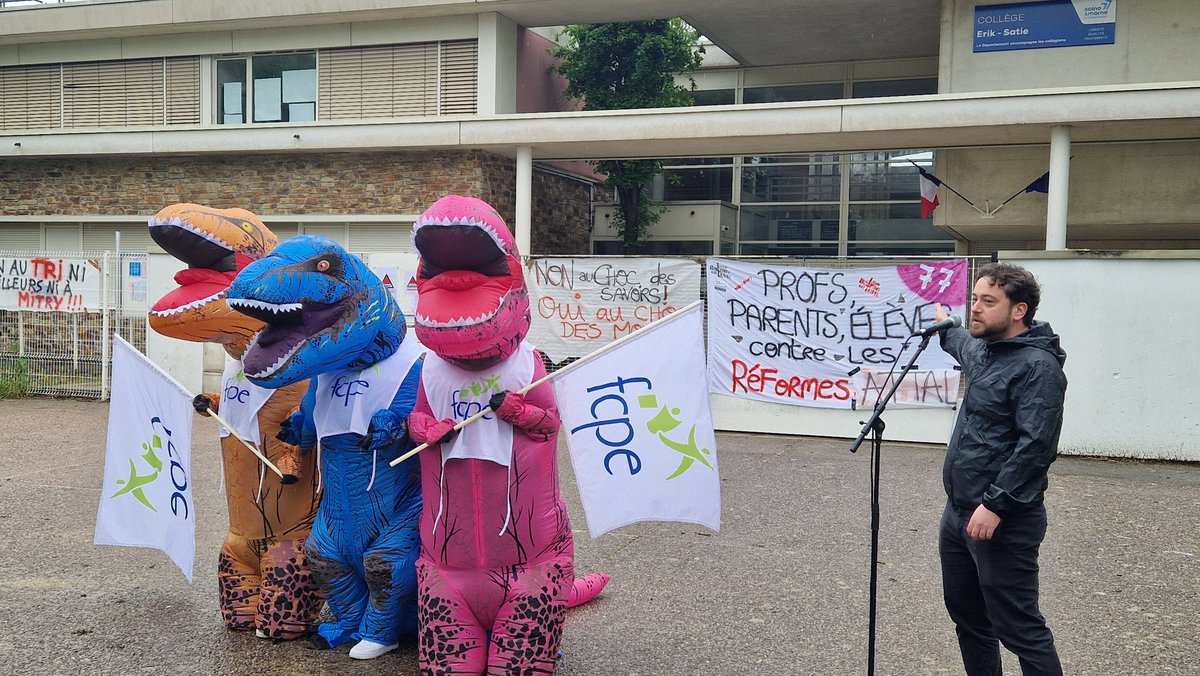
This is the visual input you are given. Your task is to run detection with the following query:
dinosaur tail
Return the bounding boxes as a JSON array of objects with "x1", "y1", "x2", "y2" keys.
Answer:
[{"x1": 566, "y1": 572, "x2": 610, "y2": 608}]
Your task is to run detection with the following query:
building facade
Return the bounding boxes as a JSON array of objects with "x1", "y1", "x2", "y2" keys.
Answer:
[{"x1": 2, "y1": 1, "x2": 1198, "y2": 258}]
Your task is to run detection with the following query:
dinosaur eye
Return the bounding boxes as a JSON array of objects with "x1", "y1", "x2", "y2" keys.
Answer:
[
  {"x1": 316, "y1": 259, "x2": 330, "y2": 272},
  {"x1": 239, "y1": 221, "x2": 254, "y2": 232}
]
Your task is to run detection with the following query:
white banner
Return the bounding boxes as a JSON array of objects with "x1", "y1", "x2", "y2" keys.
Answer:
[
  {"x1": 94, "y1": 335, "x2": 197, "y2": 581},
  {"x1": 554, "y1": 302, "x2": 719, "y2": 537},
  {"x1": 526, "y1": 257, "x2": 702, "y2": 362},
  {"x1": 706, "y1": 258, "x2": 969, "y2": 410},
  {"x1": 0, "y1": 256, "x2": 101, "y2": 312}
]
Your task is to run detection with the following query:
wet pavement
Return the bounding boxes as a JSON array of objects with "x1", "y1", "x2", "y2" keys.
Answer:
[{"x1": 1, "y1": 398, "x2": 1196, "y2": 675}]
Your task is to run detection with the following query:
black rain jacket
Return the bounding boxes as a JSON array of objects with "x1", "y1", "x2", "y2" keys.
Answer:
[{"x1": 940, "y1": 321, "x2": 1067, "y2": 517}]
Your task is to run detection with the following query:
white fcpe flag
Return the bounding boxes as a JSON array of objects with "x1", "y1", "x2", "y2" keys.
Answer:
[
  {"x1": 94, "y1": 335, "x2": 197, "y2": 581},
  {"x1": 553, "y1": 302, "x2": 720, "y2": 537}
]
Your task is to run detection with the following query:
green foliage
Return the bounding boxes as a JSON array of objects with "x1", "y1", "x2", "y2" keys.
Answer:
[
  {"x1": 0, "y1": 355, "x2": 30, "y2": 398},
  {"x1": 551, "y1": 20, "x2": 703, "y2": 250}
]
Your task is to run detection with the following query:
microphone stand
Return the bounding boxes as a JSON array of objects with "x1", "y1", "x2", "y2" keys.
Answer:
[{"x1": 848, "y1": 331, "x2": 936, "y2": 676}]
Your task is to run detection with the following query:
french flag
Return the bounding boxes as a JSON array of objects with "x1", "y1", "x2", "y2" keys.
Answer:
[{"x1": 918, "y1": 166, "x2": 942, "y2": 218}]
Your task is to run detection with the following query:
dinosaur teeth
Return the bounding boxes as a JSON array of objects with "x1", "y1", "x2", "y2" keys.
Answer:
[
  {"x1": 415, "y1": 308, "x2": 498, "y2": 328},
  {"x1": 411, "y1": 214, "x2": 507, "y2": 252},
  {"x1": 149, "y1": 290, "x2": 225, "y2": 316},
  {"x1": 148, "y1": 216, "x2": 234, "y2": 252},
  {"x1": 245, "y1": 335, "x2": 304, "y2": 379},
  {"x1": 227, "y1": 299, "x2": 303, "y2": 314}
]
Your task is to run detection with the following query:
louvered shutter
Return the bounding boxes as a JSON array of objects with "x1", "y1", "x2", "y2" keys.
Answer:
[
  {"x1": 0, "y1": 65, "x2": 62, "y2": 131},
  {"x1": 165, "y1": 57, "x2": 201, "y2": 125},
  {"x1": 319, "y1": 47, "x2": 368, "y2": 120},
  {"x1": 348, "y1": 223, "x2": 414, "y2": 253},
  {"x1": 319, "y1": 40, "x2": 474, "y2": 120},
  {"x1": 0, "y1": 224, "x2": 44, "y2": 250},
  {"x1": 394, "y1": 43, "x2": 438, "y2": 117},
  {"x1": 83, "y1": 223, "x2": 154, "y2": 252},
  {"x1": 439, "y1": 40, "x2": 477, "y2": 115},
  {"x1": 63, "y1": 59, "x2": 164, "y2": 128}
]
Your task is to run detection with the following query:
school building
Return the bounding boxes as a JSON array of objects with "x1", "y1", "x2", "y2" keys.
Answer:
[{"x1": 0, "y1": 0, "x2": 1197, "y2": 257}]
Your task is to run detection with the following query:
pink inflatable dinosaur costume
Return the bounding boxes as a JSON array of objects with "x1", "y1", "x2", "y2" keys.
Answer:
[{"x1": 406, "y1": 195, "x2": 606, "y2": 673}]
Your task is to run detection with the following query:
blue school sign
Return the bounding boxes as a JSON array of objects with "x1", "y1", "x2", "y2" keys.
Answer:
[{"x1": 974, "y1": 0, "x2": 1116, "y2": 53}]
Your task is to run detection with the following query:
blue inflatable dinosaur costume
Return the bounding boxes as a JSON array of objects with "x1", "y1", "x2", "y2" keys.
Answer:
[{"x1": 226, "y1": 234, "x2": 423, "y2": 660}]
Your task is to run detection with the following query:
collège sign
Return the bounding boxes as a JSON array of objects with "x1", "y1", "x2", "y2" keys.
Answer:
[{"x1": 974, "y1": 0, "x2": 1116, "y2": 53}]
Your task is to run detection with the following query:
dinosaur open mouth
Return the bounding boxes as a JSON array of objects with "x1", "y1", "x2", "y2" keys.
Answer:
[
  {"x1": 230, "y1": 298, "x2": 346, "y2": 378},
  {"x1": 149, "y1": 267, "x2": 236, "y2": 317},
  {"x1": 150, "y1": 219, "x2": 238, "y2": 272},
  {"x1": 148, "y1": 216, "x2": 244, "y2": 316},
  {"x1": 413, "y1": 222, "x2": 515, "y2": 329}
]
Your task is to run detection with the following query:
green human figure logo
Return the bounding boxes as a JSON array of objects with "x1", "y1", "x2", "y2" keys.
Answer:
[
  {"x1": 111, "y1": 433, "x2": 165, "y2": 512},
  {"x1": 459, "y1": 374, "x2": 501, "y2": 398},
  {"x1": 639, "y1": 394, "x2": 714, "y2": 480}
]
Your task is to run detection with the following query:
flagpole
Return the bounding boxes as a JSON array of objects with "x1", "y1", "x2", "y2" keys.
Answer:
[
  {"x1": 995, "y1": 186, "x2": 1028, "y2": 209},
  {"x1": 201, "y1": 406, "x2": 285, "y2": 478},
  {"x1": 390, "y1": 300, "x2": 704, "y2": 467},
  {"x1": 906, "y1": 159, "x2": 990, "y2": 217}
]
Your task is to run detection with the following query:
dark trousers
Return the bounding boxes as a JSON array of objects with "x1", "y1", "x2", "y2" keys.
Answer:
[{"x1": 939, "y1": 502, "x2": 1062, "y2": 676}]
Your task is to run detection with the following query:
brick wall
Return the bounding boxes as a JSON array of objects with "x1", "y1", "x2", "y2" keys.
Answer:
[
  {"x1": 478, "y1": 153, "x2": 593, "y2": 255},
  {"x1": 0, "y1": 151, "x2": 596, "y2": 254}
]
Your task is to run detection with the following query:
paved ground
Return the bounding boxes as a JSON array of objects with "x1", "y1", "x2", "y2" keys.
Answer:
[{"x1": 0, "y1": 398, "x2": 1196, "y2": 675}]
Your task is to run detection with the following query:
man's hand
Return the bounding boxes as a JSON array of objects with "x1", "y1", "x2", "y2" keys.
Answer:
[
  {"x1": 934, "y1": 302, "x2": 948, "y2": 323},
  {"x1": 967, "y1": 504, "x2": 1001, "y2": 541}
]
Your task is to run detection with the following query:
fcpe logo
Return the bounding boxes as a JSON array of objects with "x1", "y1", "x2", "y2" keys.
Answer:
[
  {"x1": 570, "y1": 376, "x2": 714, "y2": 480},
  {"x1": 111, "y1": 417, "x2": 191, "y2": 518}
]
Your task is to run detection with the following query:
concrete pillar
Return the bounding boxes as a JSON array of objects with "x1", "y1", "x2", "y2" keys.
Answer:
[
  {"x1": 1046, "y1": 125, "x2": 1071, "y2": 250},
  {"x1": 515, "y1": 145, "x2": 533, "y2": 255},
  {"x1": 476, "y1": 13, "x2": 518, "y2": 115}
]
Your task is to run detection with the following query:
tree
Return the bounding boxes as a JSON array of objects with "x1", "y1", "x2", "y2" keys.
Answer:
[{"x1": 551, "y1": 20, "x2": 704, "y2": 251}]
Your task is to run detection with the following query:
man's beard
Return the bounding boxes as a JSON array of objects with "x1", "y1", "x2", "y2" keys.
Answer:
[{"x1": 970, "y1": 317, "x2": 1011, "y2": 342}]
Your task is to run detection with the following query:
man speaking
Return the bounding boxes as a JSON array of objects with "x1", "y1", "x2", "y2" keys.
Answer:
[{"x1": 930, "y1": 263, "x2": 1067, "y2": 676}]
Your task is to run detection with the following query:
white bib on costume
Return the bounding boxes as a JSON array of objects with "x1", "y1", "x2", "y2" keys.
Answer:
[
  {"x1": 217, "y1": 356, "x2": 274, "y2": 442},
  {"x1": 312, "y1": 334, "x2": 424, "y2": 438},
  {"x1": 421, "y1": 340, "x2": 536, "y2": 468}
]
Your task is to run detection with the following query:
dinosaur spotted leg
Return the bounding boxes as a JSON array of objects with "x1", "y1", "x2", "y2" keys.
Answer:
[
  {"x1": 304, "y1": 524, "x2": 367, "y2": 648},
  {"x1": 486, "y1": 558, "x2": 572, "y2": 675},
  {"x1": 218, "y1": 535, "x2": 262, "y2": 632},
  {"x1": 417, "y1": 558, "x2": 489, "y2": 674},
  {"x1": 256, "y1": 537, "x2": 324, "y2": 640}
]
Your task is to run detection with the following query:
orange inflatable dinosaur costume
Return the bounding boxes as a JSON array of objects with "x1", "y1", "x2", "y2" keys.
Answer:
[{"x1": 148, "y1": 203, "x2": 323, "y2": 639}]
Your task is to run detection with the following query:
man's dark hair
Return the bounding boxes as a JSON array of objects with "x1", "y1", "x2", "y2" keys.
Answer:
[{"x1": 976, "y1": 263, "x2": 1040, "y2": 326}]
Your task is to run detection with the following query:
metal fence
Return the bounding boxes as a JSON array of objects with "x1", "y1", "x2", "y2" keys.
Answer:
[{"x1": 0, "y1": 250, "x2": 147, "y2": 399}]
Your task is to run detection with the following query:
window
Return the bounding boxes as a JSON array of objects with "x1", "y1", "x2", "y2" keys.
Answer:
[
  {"x1": 217, "y1": 59, "x2": 247, "y2": 124},
  {"x1": 218, "y1": 52, "x2": 317, "y2": 124},
  {"x1": 592, "y1": 240, "x2": 714, "y2": 255},
  {"x1": 689, "y1": 89, "x2": 735, "y2": 106},
  {"x1": 743, "y1": 82, "x2": 845, "y2": 104},
  {"x1": 660, "y1": 158, "x2": 733, "y2": 202},
  {"x1": 852, "y1": 78, "x2": 938, "y2": 99},
  {"x1": 742, "y1": 155, "x2": 841, "y2": 203}
]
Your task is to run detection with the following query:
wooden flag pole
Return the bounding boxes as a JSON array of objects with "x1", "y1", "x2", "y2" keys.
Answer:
[
  {"x1": 389, "y1": 300, "x2": 704, "y2": 467},
  {"x1": 201, "y1": 405, "x2": 285, "y2": 478}
]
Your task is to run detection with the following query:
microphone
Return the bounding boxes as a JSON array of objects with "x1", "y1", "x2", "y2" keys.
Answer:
[{"x1": 912, "y1": 315, "x2": 961, "y2": 337}]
